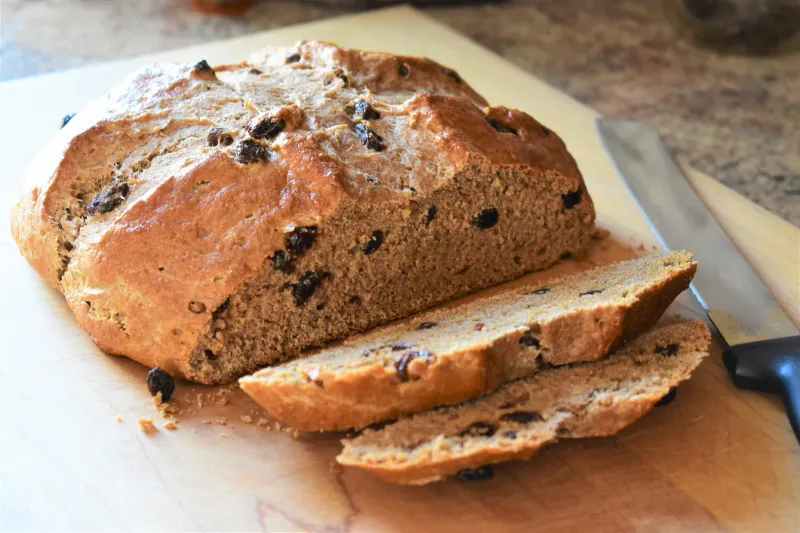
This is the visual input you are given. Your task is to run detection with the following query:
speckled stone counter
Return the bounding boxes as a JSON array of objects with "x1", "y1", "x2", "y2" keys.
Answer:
[{"x1": 3, "y1": 0, "x2": 798, "y2": 225}]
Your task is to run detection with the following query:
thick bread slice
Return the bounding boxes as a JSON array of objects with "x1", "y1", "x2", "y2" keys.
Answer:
[
  {"x1": 11, "y1": 40, "x2": 594, "y2": 384},
  {"x1": 337, "y1": 320, "x2": 710, "y2": 485},
  {"x1": 240, "y1": 251, "x2": 696, "y2": 431}
]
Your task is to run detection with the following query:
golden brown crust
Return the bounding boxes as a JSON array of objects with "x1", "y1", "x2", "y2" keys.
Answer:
[
  {"x1": 240, "y1": 252, "x2": 695, "y2": 431},
  {"x1": 11, "y1": 41, "x2": 594, "y2": 381}
]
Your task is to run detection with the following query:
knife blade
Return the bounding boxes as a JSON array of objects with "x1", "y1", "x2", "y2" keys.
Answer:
[{"x1": 597, "y1": 117, "x2": 800, "y2": 443}]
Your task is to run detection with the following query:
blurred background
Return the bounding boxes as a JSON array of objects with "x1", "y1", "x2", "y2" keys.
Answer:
[{"x1": 2, "y1": 0, "x2": 798, "y2": 225}]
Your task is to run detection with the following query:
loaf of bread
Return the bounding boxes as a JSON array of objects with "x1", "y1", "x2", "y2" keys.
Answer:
[
  {"x1": 11, "y1": 41, "x2": 595, "y2": 384},
  {"x1": 338, "y1": 320, "x2": 710, "y2": 485},
  {"x1": 240, "y1": 251, "x2": 696, "y2": 431}
]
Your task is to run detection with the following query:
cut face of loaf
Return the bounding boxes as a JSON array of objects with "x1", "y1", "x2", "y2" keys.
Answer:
[
  {"x1": 338, "y1": 320, "x2": 711, "y2": 485},
  {"x1": 10, "y1": 41, "x2": 595, "y2": 384},
  {"x1": 240, "y1": 251, "x2": 696, "y2": 431}
]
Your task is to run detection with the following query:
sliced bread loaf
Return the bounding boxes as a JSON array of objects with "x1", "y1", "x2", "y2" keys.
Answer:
[
  {"x1": 11, "y1": 41, "x2": 595, "y2": 384},
  {"x1": 337, "y1": 320, "x2": 710, "y2": 485},
  {"x1": 240, "y1": 251, "x2": 696, "y2": 431}
]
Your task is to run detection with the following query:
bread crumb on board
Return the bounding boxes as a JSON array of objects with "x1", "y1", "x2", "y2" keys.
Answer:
[
  {"x1": 138, "y1": 418, "x2": 158, "y2": 435},
  {"x1": 220, "y1": 433, "x2": 228, "y2": 439},
  {"x1": 135, "y1": 379, "x2": 290, "y2": 435},
  {"x1": 115, "y1": 416, "x2": 122, "y2": 423}
]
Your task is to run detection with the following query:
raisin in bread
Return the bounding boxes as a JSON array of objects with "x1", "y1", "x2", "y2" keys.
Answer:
[
  {"x1": 240, "y1": 251, "x2": 696, "y2": 431},
  {"x1": 11, "y1": 41, "x2": 595, "y2": 384},
  {"x1": 338, "y1": 320, "x2": 710, "y2": 485}
]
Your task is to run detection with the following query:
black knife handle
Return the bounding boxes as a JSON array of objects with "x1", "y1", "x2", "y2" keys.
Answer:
[{"x1": 722, "y1": 335, "x2": 800, "y2": 444}]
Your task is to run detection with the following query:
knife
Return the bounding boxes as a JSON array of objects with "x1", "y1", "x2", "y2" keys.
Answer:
[{"x1": 596, "y1": 117, "x2": 800, "y2": 443}]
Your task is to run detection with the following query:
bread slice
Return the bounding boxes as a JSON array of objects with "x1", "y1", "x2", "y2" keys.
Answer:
[
  {"x1": 337, "y1": 320, "x2": 710, "y2": 485},
  {"x1": 11, "y1": 41, "x2": 595, "y2": 384},
  {"x1": 240, "y1": 251, "x2": 696, "y2": 431}
]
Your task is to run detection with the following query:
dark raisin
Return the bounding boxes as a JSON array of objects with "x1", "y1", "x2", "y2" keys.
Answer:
[
  {"x1": 87, "y1": 181, "x2": 130, "y2": 215},
  {"x1": 334, "y1": 68, "x2": 349, "y2": 85},
  {"x1": 394, "y1": 350, "x2": 433, "y2": 381},
  {"x1": 529, "y1": 288, "x2": 551, "y2": 295},
  {"x1": 219, "y1": 133, "x2": 233, "y2": 146},
  {"x1": 513, "y1": 256, "x2": 521, "y2": 265},
  {"x1": 475, "y1": 323, "x2": 485, "y2": 331},
  {"x1": 458, "y1": 465, "x2": 494, "y2": 481},
  {"x1": 349, "y1": 295, "x2": 362, "y2": 305},
  {"x1": 249, "y1": 68, "x2": 263, "y2": 75},
  {"x1": 146, "y1": 367, "x2": 175, "y2": 402},
  {"x1": 362, "y1": 230, "x2": 384, "y2": 255},
  {"x1": 655, "y1": 344, "x2": 680, "y2": 357},
  {"x1": 354, "y1": 100, "x2": 380, "y2": 120},
  {"x1": 250, "y1": 118, "x2": 285, "y2": 139},
  {"x1": 503, "y1": 430, "x2": 518, "y2": 439},
  {"x1": 212, "y1": 298, "x2": 230, "y2": 319},
  {"x1": 486, "y1": 117, "x2": 517, "y2": 135},
  {"x1": 417, "y1": 322, "x2": 437, "y2": 330},
  {"x1": 286, "y1": 53, "x2": 301, "y2": 64},
  {"x1": 562, "y1": 189, "x2": 583, "y2": 210},
  {"x1": 398, "y1": 63, "x2": 409, "y2": 76},
  {"x1": 285, "y1": 226, "x2": 317, "y2": 255},
  {"x1": 579, "y1": 289, "x2": 604, "y2": 296},
  {"x1": 290, "y1": 271, "x2": 325, "y2": 306},
  {"x1": 192, "y1": 59, "x2": 215, "y2": 76},
  {"x1": 460, "y1": 422, "x2": 496, "y2": 437},
  {"x1": 271, "y1": 250, "x2": 294, "y2": 273},
  {"x1": 63, "y1": 242, "x2": 73, "y2": 251},
  {"x1": 472, "y1": 207, "x2": 499, "y2": 229},
  {"x1": 655, "y1": 388, "x2": 678, "y2": 407},
  {"x1": 366, "y1": 176, "x2": 379, "y2": 185},
  {"x1": 60, "y1": 113, "x2": 76, "y2": 128},
  {"x1": 390, "y1": 342, "x2": 410, "y2": 351},
  {"x1": 519, "y1": 332, "x2": 540, "y2": 348},
  {"x1": 541, "y1": 125, "x2": 551, "y2": 135},
  {"x1": 441, "y1": 67, "x2": 462, "y2": 84},
  {"x1": 353, "y1": 122, "x2": 385, "y2": 151},
  {"x1": 204, "y1": 349, "x2": 216, "y2": 361},
  {"x1": 207, "y1": 127, "x2": 223, "y2": 146},
  {"x1": 188, "y1": 301, "x2": 206, "y2": 313},
  {"x1": 424, "y1": 205, "x2": 437, "y2": 225},
  {"x1": 234, "y1": 139, "x2": 269, "y2": 164},
  {"x1": 501, "y1": 411, "x2": 540, "y2": 424}
]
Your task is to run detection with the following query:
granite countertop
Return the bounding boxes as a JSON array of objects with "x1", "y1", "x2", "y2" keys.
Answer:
[{"x1": 3, "y1": 0, "x2": 798, "y2": 226}]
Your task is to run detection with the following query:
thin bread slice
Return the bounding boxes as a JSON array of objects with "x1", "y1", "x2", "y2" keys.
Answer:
[
  {"x1": 337, "y1": 320, "x2": 710, "y2": 485},
  {"x1": 240, "y1": 251, "x2": 696, "y2": 431}
]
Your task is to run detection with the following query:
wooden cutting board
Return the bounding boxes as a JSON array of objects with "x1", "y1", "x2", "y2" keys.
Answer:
[{"x1": 1, "y1": 6, "x2": 798, "y2": 532}]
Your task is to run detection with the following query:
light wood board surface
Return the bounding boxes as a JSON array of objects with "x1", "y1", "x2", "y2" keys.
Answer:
[{"x1": 1, "y1": 6, "x2": 798, "y2": 533}]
